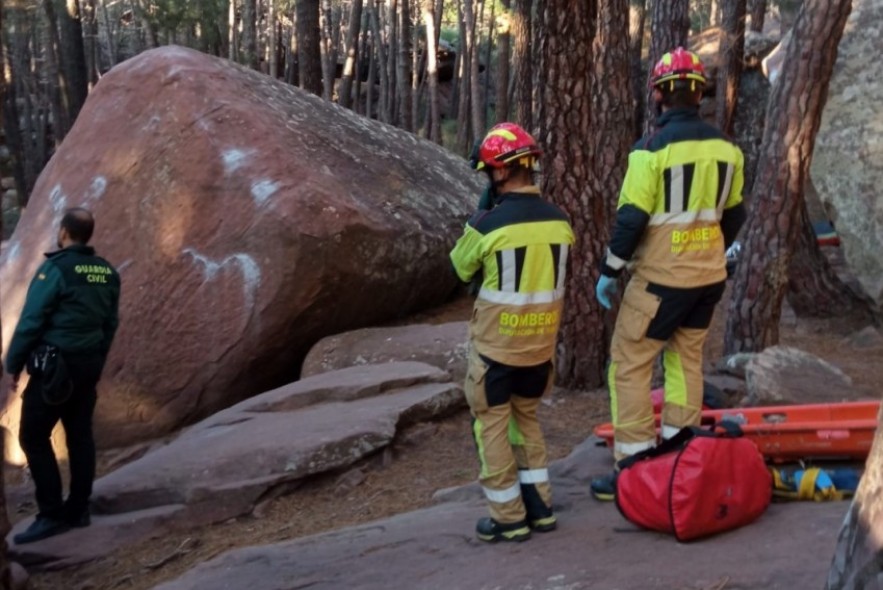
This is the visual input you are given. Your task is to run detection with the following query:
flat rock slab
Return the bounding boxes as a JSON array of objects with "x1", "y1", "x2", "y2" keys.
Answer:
[
  {"x1": 301, "y1": 321, "x2": 470, "y2": 382},
  {"x1": 154, "y1": 440, "x2": 846, "y2": 590},
  {"x1": 744, "y1": 346, "x2": 863, "y2": 406},
  {"x1": 7, "y1": 362, "x2": 463, "y2": 570}
]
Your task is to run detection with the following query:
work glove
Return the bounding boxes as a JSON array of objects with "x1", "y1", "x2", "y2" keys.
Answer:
[{"x1": 596, "y1": 275, "x2": 617, "y2": 310}]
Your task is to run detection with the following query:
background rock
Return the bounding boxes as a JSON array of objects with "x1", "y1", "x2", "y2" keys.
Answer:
[
  {"x1": 841, "y1": 326, "x2": 883, "y2": 350},
  {"x1": 0, "y1": 46, "x2": 481, "y2": 452},
  {"x1": 812, "y1": 0, "x2": 883, "y2": 311},
  {"x1": 744, "y1": 346, "x2": 860, "y2": 406},
  {"x1": 302, "y1": 321, "x2": 469, "y2": 382}
]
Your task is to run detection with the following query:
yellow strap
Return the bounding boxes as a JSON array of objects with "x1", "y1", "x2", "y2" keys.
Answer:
[{"x1": 797, "y1": 468, "x2": 820, "y2": 501}]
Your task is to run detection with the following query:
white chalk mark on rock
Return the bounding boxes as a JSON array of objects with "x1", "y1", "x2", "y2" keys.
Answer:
[
  {"x1": 49, "y1": 184, "x2": 68, "y2": 215},
  {"x1": 222, "y1": 149, "x2": 255, "y2": 174},
  {"x1": 83, "y1": 176, "x2": 107, "y2": 205},
  {"x1": 183, "y1": 248, "x2": 262, "y2": 313},
  {"x1": 250, "y1": 180, "x2": 279, "y2": 206}
]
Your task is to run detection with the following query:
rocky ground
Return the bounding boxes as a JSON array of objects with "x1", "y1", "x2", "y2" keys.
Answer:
[{"x1": 10, "y1": 289, "x2": 881, "y2": 590}]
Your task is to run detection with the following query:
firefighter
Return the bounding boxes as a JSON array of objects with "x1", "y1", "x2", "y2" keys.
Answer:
[
  {"x1": 450, "y1": 123, "x2": 575, "y2": 542},
  {"x1": 590, "y1": 48, "x2": 747, "y2": 500}
]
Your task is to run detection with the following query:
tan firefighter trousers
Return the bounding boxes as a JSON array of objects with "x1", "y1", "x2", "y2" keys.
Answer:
[
  {"x1": 464, "y1": 348, "x2": 554, "y2": 524},
  {"x1": 607, "y1": 278, "x2": 708, "y2": 462}
]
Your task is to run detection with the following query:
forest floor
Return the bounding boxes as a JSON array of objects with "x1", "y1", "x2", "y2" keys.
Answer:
[{"x1": 14, "y1": 286, "x2": 881, "y2": 590}]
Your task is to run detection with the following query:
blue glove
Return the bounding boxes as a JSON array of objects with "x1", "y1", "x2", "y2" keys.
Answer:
[{"x1": 596, "y1": 275, "x2": 617, "y2": 310}]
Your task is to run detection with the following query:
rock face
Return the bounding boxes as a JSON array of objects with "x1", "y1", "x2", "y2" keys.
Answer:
[
  {"x1": 812, "y1": 0, "x2": 883, "y2": 310},
  {"x1": 6, "y1": 362, "x2": 464, "y2": 570},
  {"x1": 744, "y1": 346, "x2": 860, "y2": 406},
  {"x1": 301, "y1": 321, "x2": 469, "y2": 382},
  {"x1": 0, "y1": 46, "x2": 480, "y2": 450}
]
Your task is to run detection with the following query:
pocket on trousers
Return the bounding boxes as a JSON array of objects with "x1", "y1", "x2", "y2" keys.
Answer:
[
  {"x1": 465, "y1": 356, "x2": 490, "y2": 413},
  {"x1": 618, "y1": 285, "x2": 662, "y2": 342}
]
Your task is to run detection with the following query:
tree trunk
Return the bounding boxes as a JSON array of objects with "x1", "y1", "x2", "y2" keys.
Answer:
[
  {"x1": 512, "y1": 0, "x2": 532, "y2": 130},
  {"x1": 320, "y1": 0, "x2": 334, "y2": 99},
  {"x1": 715, "y1": 0, "x2": 746, "y2": 135},
  {"x1": 628, "y1": 0, "x2": 646, "y2": 138},
  {"x1": 455, "y1": 0, "x2": 472, "y2": 153},
  {"x1": 748, "y1": 0, "x2": 766, "y2": 32},
  {"x1": 0, "y1": 309, "x2": 9, "y2": 590},
  {"x1": 356, "y1": 12, "x2": 369, "y2": 113},
  {"x1": 268, "y1": 0, "x2": 278, "y2": 77},
  {"x1": 366, "y1": 20, "x2": 376, "y2": 116},
  {"x1": 370, "y1": 1, "x2": 389, "y2": 121},
  {"x1": 644, "y1": 0, "x2": 690, "y2": 133},
  {"x1": 296, "y1": 0, "x2": 323, "y2": 95},
  {"x1": 42, "y1": 0, "x2": 71, "y2": 140},
  {"x1": 723, "y1": 0, "x2": 852, "y2": 355},
  {"x1": 339, "y1": 0, "x2": 364, "y2": 108},
  {"x1": 481, "y1": 0, "x2": 494, "y2": 128},
  {"x1": 386, "y1": 0, "x2": 398, "y2": 123},
  {"x1": 100, "y1": 0, "x2": 118, "y2": 66},
  {"x1": 228, "y1": 0, "x2": 237, "y2": 60},
  {"x1": 540, "y1": 0, "x2": 611, "y2": 389},
  {"x1": 787, "y1": 203, "x2": 867, "y2": 317},
  {"x1": 709, "y1": 0, "x2": 721, "y2": 27},
  {"x1": 58, "y1": 0, "x2": 90, "y2": 120},
  {"x1": 411, "y1": 1, "x2": 423, "y2": 132},
  {"x1": 494, "y1": 0, "x2": 511, "y2": 123},
  {"x1": 422, "y1": 0, "x2": 442, "y2": 142},
  {"x1": 242, "y1": 0, "x2": 259, "y2": 68},
  {"x1": 83, "y1": 0, "x2": 99, "y2": 86},
  {"x1": 397, "y1": 0, "x2": 412, "y2": 130},
  {"x1": 464, "y1": 0, "x2": 484, "y2": 137}
]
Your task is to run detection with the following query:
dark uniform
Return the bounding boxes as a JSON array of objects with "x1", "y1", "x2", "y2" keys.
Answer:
[
  {"x1": 600, "y1": 106, "x2": 746, "y2": 459},
  {"x1": 6, "y1": 244, "x2": 120, "y2": 526},
  {"x1": 450, "y1": 185, "x2": 574, "y2": 535}
]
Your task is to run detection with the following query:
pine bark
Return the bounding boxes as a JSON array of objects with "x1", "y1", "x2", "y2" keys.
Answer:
[
  {"x1": 512, "y1": 0, "x2": 532, "y2": 130},
  {"x1": 339, "y1": 0, "x2": 364, "y2": 109},
  {"x1": 370, "y1": 1, "x2": 389, "y2": 121},
  {"x1": 296, "y1": 0, "x2": 323, "y2": 95},
  {"x1": 724, "y1": 0, "x2": 853, "y2": 355},
  {"x1": 628, "y1": 0, "x2": 646, "y2": 138},
  {"x1": 58, "y1": 0, "x2": 90, "y2": 121},
  {"x1": 541, "y1": 0, "x2": 626, "y2": 389},
  {"x1": 269, "y1": 0, "x2": 279, "y2": 77},
  {"x1": 386, "y1": 0, "x2": 398, "y2": 123},
  {"x1": 83, "y1": 0, "x2": 99, "y2": 86},
  {"x1": 464, "y1": 0, "x2": 484, "y2": 136},
  {"x1": 748, "y1": 0, "x2": 766, "y2": 32},
  {"x1": 455, "y1": 0, "x2": 471, "y2": 152},
  {"x1": 644, "y1": 0, "x2": 690, "y2": 133},
  {"x1": 715, "y1": 0, "x2": 746, "y2": 135},
  {"x1": 396, "y1": 0, "x2": 412, "y2": 130}
]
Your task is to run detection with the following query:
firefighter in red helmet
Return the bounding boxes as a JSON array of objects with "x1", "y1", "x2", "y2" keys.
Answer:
[
  {"x1": 591, "y1": 48, "x2": 747, "y2": 500},
  {"x1": 450, "y1": 123, "x2": 575, "y2": 542}
]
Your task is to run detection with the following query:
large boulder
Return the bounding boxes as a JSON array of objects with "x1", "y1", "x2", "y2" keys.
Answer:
[
  {"x1": 0, "y1": 46, "x2": 480, "y2": 451},
  {"x1": 812, "y1": 0, "x2": 883, "y2": 310}
]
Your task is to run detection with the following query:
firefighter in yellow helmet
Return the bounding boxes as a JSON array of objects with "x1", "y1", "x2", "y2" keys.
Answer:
[
  {"x1": 590, "y1": 48, "x2": 747, "y2": 500},
  {"x1": 450, "y1": 123, "x2": 575, "y2": 542}
]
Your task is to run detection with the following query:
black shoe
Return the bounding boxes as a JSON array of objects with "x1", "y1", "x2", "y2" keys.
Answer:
[
  {"x1": 13, "y1": 516, "x2": 70, "y2": 545},
  {"x1": 590, "y1": 472, "x2": 617, "y2": 502},
  {"x1": 528, "y1": 514, "x2": 557, "y2": 532},
  {"x1": 475, "y1": 517, "x2": 531, "y2": 543},
  {"x1": 67, "y1": 510, "x2": 91, "y2": 528},
  {"x1": 519, "y1": 482, "x2": 557, "y2": 532}
]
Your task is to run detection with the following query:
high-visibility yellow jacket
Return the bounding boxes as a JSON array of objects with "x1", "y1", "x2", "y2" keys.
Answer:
[
  {"x1": 602, "y1": 107, "x2": 747, "y2": 287},
  {"x1": 450, "y1": 186, "x2": 575, "y2": 366}
]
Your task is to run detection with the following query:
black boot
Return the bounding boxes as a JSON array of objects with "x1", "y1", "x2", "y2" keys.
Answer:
[
  {"x1": 520, "y1": 482, "x2": 557, "y2": 532},
  {"x1": 13, "y1": 516, "x2": 70, "y2": 545},
  {"x1": 590, "y1": 472, "x2": 617, "y2": 502},
  {"x1": 475, "y1": 517, "x2": 531, "y2": 543}
]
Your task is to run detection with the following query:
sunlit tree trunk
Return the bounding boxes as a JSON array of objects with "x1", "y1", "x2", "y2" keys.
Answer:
[
  {"x1": 423, "y1": 0, "x2": 442, "y2": 141},
  {"x1": 494, "y1": 0, "x2": 511, "y2": 123},
  {"x1": 83, "y1": 0, "x2": 99, "y2": 86},
  {"x1": 724, "y1": 0, "x2": 852, "y2": 355},
  {"x1": 242, "y1": 0, "x2": 259, "y2": 68},
  {"x1": 386, "y1": 0, "x2": 398, "y2": 123},
  {"x1": 455, "y1": 0, "x2": 472, "y2": 153},
  {"x1": 464, "y1": 0, "x2": 484, "y2": 137},
  {"x1": 268, "y1": 0, "x2": 278, "y2": 77},
  {"x1": 396, "y1": 0, "x2": 412, "y2": 130},
  {"x1": 370, "y1": 1, "x2": 389, "y2": 121}
]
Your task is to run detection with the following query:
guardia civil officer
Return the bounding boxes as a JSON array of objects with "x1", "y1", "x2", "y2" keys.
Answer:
[
  {"x1": 590, "y1": 48, "x2": 747, "y2": 500},
  {"x1": 6, "y1": 207, "x2": 120, "y2": 544},
  {"x1": 450, "y1": 123, "x2": 575, "y2": 542}
]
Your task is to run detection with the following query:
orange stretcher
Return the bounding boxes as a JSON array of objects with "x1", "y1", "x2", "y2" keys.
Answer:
[{"x1": 593, "y1": 400, "x2": 880, "y2": 462}]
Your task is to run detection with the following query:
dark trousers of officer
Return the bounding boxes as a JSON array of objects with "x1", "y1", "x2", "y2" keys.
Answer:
[{"x1": 19, "y1": 351, "x2": 103, "y2": 521}]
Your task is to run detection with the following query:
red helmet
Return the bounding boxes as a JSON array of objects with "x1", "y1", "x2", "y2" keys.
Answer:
[
  {"x1": 475, "y1": 123, "x2": 542, "y2": 171},
  {"x1": 650, "y1": 47, "x2": 707, "y2": 89}
]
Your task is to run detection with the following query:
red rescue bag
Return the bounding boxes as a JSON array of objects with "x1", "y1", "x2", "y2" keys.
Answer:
[{"x1": 615, "y1": 424, "x2": 771, "y2": 542}]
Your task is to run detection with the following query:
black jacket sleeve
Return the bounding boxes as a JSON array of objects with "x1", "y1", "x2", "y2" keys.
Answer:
[
  {"x1": 721, "y1": 202, "x2": 747, "y2": 248},
  {"x1": 601, "y1": 204, "x2": 650, "y2": 277}
]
